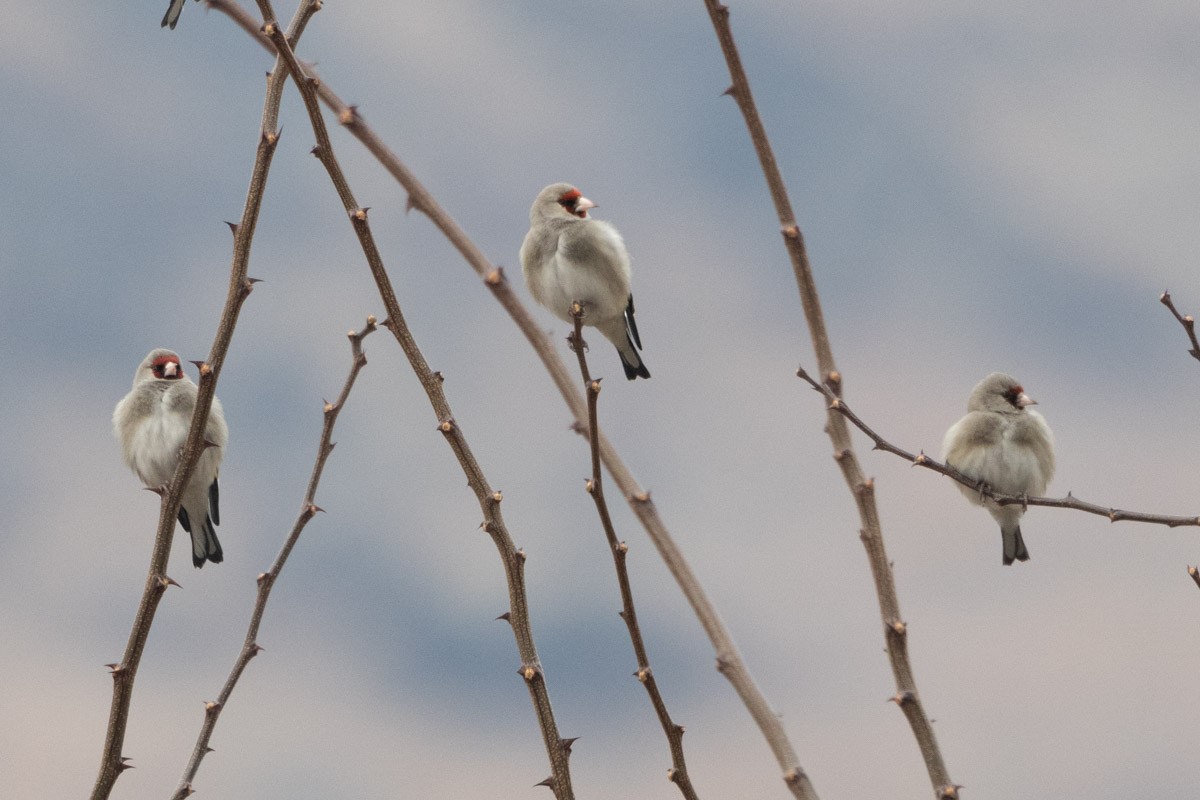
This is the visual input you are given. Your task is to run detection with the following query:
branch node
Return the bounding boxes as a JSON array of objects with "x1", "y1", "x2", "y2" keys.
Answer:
[
  {"x1": 889, "y1": 691, "x2": 916, "y2": 706},
  {"x1": 438, "y1": 418, "x2": 456, "y2": 433},
  {"x1": 635, "y1": 667, "x2": 652, "y2": 683},
  {"x1": 351, "y1": 207, "x2": 369, "y2": 221},
  {"x1": 485, "y1": 266, "x2": 505, "y2": 286},
  {"x1": 203, "y1": 700, "x2": 222, "y2": 714},
  {"x1": 781, "y1": 224, "x2": 800, "y2": 240},
  {"x1": 783, "y1": 768, "x2": 804, "y2": 786},
  {"x1": 519, "y1": 664, "x2": 539, "y2": 682}
]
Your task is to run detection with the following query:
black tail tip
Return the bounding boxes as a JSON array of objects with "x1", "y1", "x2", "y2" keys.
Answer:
[{"x1": 621, "y1": 356, "x2": 651, "y2": 380}]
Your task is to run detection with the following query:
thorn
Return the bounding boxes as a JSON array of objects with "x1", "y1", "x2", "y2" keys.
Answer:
[
  {"x1": 721, "y1": 84, "x2": 736, "y2": 97},
  {"x1": 515, "y1": 548, "x2": 526, "y2": 563},
  {"x1": 251, "y1": 643, "x2": 265, "y2": 655},
  {"x1": 434, "y1": 371, "x2": 445, "y2": 383},
  {"x1": 560, "y1": 736, "x2": 579, "y2": 753},
  {"x1": 1161, "y1": 289, "x2": 1171, "y2": 303},
  {"x1": 913, "y1": 453, "x2": 928, "y2": 466},
  {"x1": 324, "y1": 399, "x2": 335, "y2": 413},
  {"x1": 105, "y1": 663, "x2": 124, "y2": 674},
  {"x1": 495, "y1": 611, "x2": 512, "y2": 622},
  {"x1": 158, "y1": 575, "x2": 181, "y2": 589},
  {"x1": 116, "y1": 757, "x2": 135, "y2": 772},
  {"x1": 534, "y1": 776, "x2": 555, "y2": 790},
  {"x1": 310, "y1": 144, "x2": 323, "y2": 157},
  {"x1": 715, "y1": 656, "x2": 730, "y2": 674},
  {"x1": 351, "y1": 207, "x2": 369, "y2": 221},
  {"x1": 589, "y1": 379, "x2": 602, "y2": 394},
  {"x1": 224, "y1": 221, "x2": 238, "y2": 235},
  {"x1": 189, "y1": 360, "x2": 213, "y2": 377},
  {"x1": 307, "y1": 504, "x2": 325, "y2": 514},
  {"x1": 179, "y1": 784, "x2": 195, "y2": 797},
  {"x1": 405, "y1": 194, "x2": 418, "y2": 214},
  {"x1": 888, "y1": 691, "x2": 915, "y2": 706},
  {"x1": 204, "y1": 747, "x2": 215, "y2": 754},
  {"x1": 257, "y1": 572, "x2": 270, "y2": 585}
]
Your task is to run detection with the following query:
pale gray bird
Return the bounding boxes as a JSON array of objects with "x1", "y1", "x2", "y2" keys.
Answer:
[
  {"x1": 520, "y1": 182, "x2": 650, "y2": 380},
  {"x1": 942, "y1": 372, "x2": 1055, "y2": 565},
  {"x1": 113, "y1": 349, "x2": 229, "y2": 567}
]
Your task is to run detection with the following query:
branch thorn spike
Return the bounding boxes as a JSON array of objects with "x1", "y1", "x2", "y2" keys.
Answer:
[
  {"x1": 495, "y1": 611, "x2": 512, "y2": 622},
  {"x1": 534, "y1": 777, "x2": 555, "y2": 790},
  {"x1": 224, "y1": 220, "x2": 238, "y2": 235}
]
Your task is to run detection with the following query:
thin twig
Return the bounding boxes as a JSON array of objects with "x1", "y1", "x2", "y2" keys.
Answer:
[
  {"x1": 252, "y1": 2, "x2": 575, "y2": 794},
  {"x1": 798, "y1": 366, "x2": 1200, "y2": 528},
  {"x1": 701, "y1": 1, "x2": 956, "y2": 797},
  {"x1": 207, "y1": 0, "x2": 804, "y2": 790},
  {"x1": 171, "y1": 316, "x2": 375, "y2": 799},
  {"x1": 1160, "y1": 290, "x2": 1200, "y2": 362},
  {"x1": 89, "y1": 17, "x2": 278, "y2": 800},
  {"x1": 568, "y1": 305, "x2": 700, "y2": 800}
]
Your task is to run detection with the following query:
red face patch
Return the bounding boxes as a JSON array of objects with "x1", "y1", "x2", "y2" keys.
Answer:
[{"x1": 150, "y1": 354, "x2": 182, "y2": 380}]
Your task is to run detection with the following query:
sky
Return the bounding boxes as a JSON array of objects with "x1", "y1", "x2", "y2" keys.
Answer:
[{"x1": 4, "y1": 1, "x2": 1200, "y2": 798}]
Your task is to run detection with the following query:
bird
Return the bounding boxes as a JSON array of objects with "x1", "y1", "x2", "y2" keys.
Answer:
[
  {"x1": 520, "y1": 182, "x2": 650, "y2": 380},
  {"x1": 161, "y1": 0, "x2": 191, "y2": 30},
  {"x1": 942, "y1": 372, "x2": 1055, "y2": 565},
  {"x1": 113, "y1": 349, "x2": 229, "y2": 567}
]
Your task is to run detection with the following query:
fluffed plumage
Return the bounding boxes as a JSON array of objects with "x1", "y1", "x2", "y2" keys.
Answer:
[
  {"x1": 520, "y1": 182, "x2": 650, "y2": 380},
  {"x1": 113, "y1": 349, "x2": 229, "y2": 567},
  {"x1": 942, "y1": 372, "x2": 1055, "y2": 565}
]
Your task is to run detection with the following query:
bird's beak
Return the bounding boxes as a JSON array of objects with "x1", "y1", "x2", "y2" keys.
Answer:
[
  {"x1": 576, "y1": 196, "x2": 596, "y2": 214},
  {"x1": 1016, "y1": 392, "x2": 1036, "y2": 407},
  {"x1": 164, "y1": 362, "x2": 178, "y2": 378}
]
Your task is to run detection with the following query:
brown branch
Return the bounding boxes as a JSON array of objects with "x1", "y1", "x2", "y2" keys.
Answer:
[
  {"x1": 701, "y1": 2, "x2": 957, "y2": 797},
  {"x1": 171, "y1": 316, "x2": 375, "y2": 799},
  {"x1": 1160, "y1": 290, "x2": 1200, "y2": 362},
  {"x1": 567, "y1": 305, "x2": 700, "y2": 800},
  {"x1": 207, "y1": 0, "x2": 807, "y2": 789},
  {"x1": 798, "y1": 366, "x2": 1200, "y2": 528},
  {"x1": 89, "y1": 15, "x2": 282, "y2": 800},
  {"x1": 252, "y1": 3, "x2": 575, "y2": 794},
  {"x1": 1189, "y1": 566, "x2": 1200, "y2": 590}
]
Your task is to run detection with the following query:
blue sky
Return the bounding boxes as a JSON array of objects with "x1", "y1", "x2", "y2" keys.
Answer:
[{"x1": 4, "y1": 2, "x2": 1200, "y2": 798}]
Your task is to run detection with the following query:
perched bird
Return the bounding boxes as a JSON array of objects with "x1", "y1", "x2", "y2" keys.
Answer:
[
  {"x1": 942, "y1": 372, "x2": 1056, "y2": 565},
  {"x1": 520, "y1": 182, "x2": 650, "y2": 380},
  {"x1": 113, "y1": 349, "x2": 229, "y2": 567}
]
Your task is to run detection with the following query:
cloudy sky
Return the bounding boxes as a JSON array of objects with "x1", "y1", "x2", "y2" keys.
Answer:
[{"x1": 4, "y1": 1, "x2": 1200, "y2": 798}]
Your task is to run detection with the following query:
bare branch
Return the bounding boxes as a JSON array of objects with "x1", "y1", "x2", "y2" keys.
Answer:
[
  {"x1": 89, "y1": 9, "x2": 289, "y2": 798},
  {"x1": 253, "y1": 3, "x2": 574, "y2": 794},
  {"x1": 208, "y1": 0, "x2": 805, "y2": 788},
  {"x1": 798, "y1": 366, "x2": 1200, "y2": 529},
  {"x1": 1160, "y1": 290, "x2": 1200, "y2": 362},
  {"x1": 171, "y1": 316, "x2": 374, "y2": 799},
  {"x1": 568, "y1": 304, "x2": 700, "y2": 800},
  {"x1": 701, "y1": 1, "x2": 954, "y2": 796}
]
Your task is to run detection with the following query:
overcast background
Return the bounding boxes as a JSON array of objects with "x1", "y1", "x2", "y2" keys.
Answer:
[{"x1": 4, "y1": 1, "x2": 1200, "y2": 798}]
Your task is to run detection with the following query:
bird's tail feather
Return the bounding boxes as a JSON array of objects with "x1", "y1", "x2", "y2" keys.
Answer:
[
  {"x1": 1002, "y1": 526, "x2": 1030, "y2": 566},
  {"x1": 619, "y1": 335, "x2": 650, "y2": 380},
  {"x1": 161, "y1": 0, "x2": 185, "y2": 29}
]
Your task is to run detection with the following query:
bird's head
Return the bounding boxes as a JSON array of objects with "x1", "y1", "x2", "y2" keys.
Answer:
[
  {"x1": 970, "y1": 372, "x2": 1036, "y2": 414},
  {"x1": 137, "y1": 349, "x2": 185, "y2": 384},
  {"x1": 531, "y1": 182, "x2": 595, "y2": 223}
]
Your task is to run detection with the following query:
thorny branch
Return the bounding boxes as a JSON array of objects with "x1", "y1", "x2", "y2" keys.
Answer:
[
  {"x1": 89, "y1": 8, "x2": 280, "y2": 798},
  {"x1": 171, "y1": 316, "x2": 376, "y2": 799},
  {"x1": 253, "y1": 1, "x2": 574, "y2": 794},
  {"x1": 208, "y1": 0, "x2": 803, "y2": 789},
  {"x1": 1160, "y1": 291, "x2": 1200, "y2": 363},
  {"x1": 701, "y1": 1, "x2": 955, "y2": 797},
  {"x1": 797, "y1": 366, "x2": 1200, "y2": 529},
  {"x1": 568, "y1": 305, "x2": 699, "y2": 800}
]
